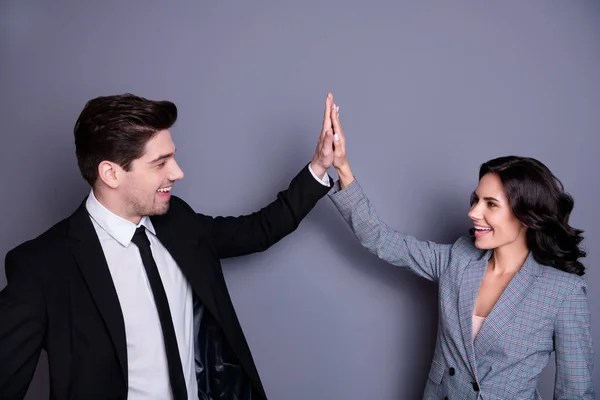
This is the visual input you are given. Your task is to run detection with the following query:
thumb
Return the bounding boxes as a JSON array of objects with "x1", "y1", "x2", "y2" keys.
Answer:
[{"x1": 323, "y1": 130, "x2": 334, "y2": 153}]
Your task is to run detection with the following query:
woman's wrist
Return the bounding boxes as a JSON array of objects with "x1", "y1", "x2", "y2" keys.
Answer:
[{"x1": 336, "y1": 164, "x2": 354, "y2": 189}]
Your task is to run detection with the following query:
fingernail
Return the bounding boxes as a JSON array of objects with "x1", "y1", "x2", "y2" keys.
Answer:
[
  {"x1": 334, "y1": 133, "x2": 340, "y2": 141},
  {"x1": 336, "y1": 105, "x2": 340, "y2": 113}
]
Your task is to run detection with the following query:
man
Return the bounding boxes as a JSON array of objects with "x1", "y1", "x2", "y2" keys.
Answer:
[{"x1": 0, "y1": 92, "x2": 339, "y2": 399}]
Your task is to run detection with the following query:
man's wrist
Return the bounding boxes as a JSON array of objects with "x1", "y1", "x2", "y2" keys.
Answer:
[{"x1": 309, "y1": 161, "x2": 327, "y2": 179}]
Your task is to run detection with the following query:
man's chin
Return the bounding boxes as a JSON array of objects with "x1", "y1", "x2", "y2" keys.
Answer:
[{"x1": 149, "y1": 204, "x2": 170, "y2": 216}]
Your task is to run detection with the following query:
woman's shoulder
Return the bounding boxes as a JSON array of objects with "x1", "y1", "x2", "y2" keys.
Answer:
[
  {"x1": 537, "y1": 261, "x2": 588, "y2": 293},
  {"x1": 448, "y1": 235, "x2": 489, "y2": 260}
]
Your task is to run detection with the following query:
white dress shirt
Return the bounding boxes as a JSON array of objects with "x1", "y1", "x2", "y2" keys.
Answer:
[
  {"x1": 86, "y1": 190, "x2": 197, "y2": 400},
  {"x1": 85, "y1": 164, "x2": 329, "y2": 399}
]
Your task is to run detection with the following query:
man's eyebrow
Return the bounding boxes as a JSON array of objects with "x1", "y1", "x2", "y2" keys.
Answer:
[{"x1": 148, "y1": 150, "x2": 176, "y2": 164}]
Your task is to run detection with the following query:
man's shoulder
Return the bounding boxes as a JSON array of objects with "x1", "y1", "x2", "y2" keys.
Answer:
[
  {"x1": 166, "y1": 195, "x2": 214, "y2": 221},
  {"x1": 4, "y1": 216, "x2": 73, "y2": 286},
  {"x1": 7, "y1": 216, "x2": 71, "y2": 263},
  {"x1": 150, "y1": 195, "x2": 210, "y2": 231},
  {"x1": 168, "y1": 195, "x2": 195, "y2": 214}
]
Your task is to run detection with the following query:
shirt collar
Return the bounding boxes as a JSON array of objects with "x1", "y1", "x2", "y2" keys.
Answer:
[{"x1": 85, "y1": 189, "x2": 156, "y2": 247}]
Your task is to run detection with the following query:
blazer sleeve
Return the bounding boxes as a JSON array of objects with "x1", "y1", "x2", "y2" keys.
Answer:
[
  {"x1": 201, "y1": 163, "x2": 332, "y2": 259},
  {"x1": 553, "y1": 281, "x2": 595, "y2": 399},
  {"x1": 0, "y1": 249, "x2": 46, "y2": 400},
  {"x1": 327, "y1": 178, "x2": 453, "y2": 282}
]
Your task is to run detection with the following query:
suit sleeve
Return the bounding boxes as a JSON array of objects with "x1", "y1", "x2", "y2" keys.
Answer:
[
  {"x1": 553, "y1": 281, "x2": 595, "y2": 399},
  {"x1": 0, "y1": 250, "x2": 46, "y2": 400},
  {"x1": 203, "y1": 163, "x2": 332, "y2": 259},
  {"x1": 327, "y1": 178, "x2": 453, "y2": 282}
]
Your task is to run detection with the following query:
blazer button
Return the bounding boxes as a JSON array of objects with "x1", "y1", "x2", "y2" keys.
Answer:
[
  {"x1": 472, "y1": 382, "x2": 479, "y2": 391},
  {"x1": 449, "y1": 367, "x2": 455, "y2": 376}
]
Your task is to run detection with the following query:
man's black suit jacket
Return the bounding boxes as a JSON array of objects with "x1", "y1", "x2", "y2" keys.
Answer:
[{"x1": 0, "y1": 164, "x2": 331, "y2": 399}]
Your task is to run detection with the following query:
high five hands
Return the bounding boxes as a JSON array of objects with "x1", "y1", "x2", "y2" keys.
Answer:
[{"x1": 311, "y1": 93, "x2": 354, "y2": 188}]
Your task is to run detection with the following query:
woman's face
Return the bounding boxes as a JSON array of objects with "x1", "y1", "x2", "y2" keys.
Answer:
[{"x1": 468, "y1": 173, "x2": 527, "y2": 250}]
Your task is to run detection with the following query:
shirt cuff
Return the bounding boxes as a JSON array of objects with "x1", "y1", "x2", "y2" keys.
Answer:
[{"x1": 308, "y1": 163, "x2": 331, "y2": 187}]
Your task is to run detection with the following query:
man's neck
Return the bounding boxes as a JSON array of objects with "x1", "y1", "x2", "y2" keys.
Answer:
[{"x1": 92, "y1": 187, "x2": 142, "y2": 225}]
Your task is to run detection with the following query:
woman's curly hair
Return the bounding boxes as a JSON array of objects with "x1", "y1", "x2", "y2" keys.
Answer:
[{"x1": 475, "y1": 156, "x2": 586, "y2": 276}]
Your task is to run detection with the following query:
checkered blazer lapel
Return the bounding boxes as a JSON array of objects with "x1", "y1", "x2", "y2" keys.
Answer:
[
  {"x1": 458, "y1": 256, "x2": 488, "y2": 376},
  {"x1": 473, "y1": 253, "x2": 543, "y2": 361}
]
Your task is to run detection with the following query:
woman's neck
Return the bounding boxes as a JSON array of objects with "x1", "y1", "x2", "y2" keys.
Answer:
[{"x1": 490, "y1": 241, "x2": 529, "y2": 276}]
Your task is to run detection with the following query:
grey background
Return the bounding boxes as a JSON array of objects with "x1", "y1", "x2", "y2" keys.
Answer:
[{"x1": 1, "y1": 1, "x2": 599, "y2": 399}]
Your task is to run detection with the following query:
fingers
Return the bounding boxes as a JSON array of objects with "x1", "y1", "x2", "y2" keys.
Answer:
[
  {"x1": 322, "y1": 93, "x2": 334, "y2": 135},
  {"x1": 331, "y1": 105, "x2": 344, "y2": 144},
  {"x1": 317, "y1": 129, "x2": 332, "y2": 155},
  {"x1": 331, "y1": 104, "x2": 346, "y2": 160},
  {"x1": 333, "y1": 136, "x2": 345, "y2": 159},
  {"x1": 322, "y1": 129, "x2": 334, "y2": 156}
]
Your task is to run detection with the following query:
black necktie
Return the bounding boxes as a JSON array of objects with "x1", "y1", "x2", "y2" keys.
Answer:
[{"x1": 131, "y1": 226, "x2": 187, "y2": 400}]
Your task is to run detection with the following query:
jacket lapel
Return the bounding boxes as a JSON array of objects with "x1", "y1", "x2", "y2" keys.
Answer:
[
  {"x1": 150, "y1": 209, "x2": 221, "y2": 322},
  {"x1": 457, "y1": 252, "x2": 489, "y2": 376},
  {"x1": 473, "y1": 253, "x2": 541, "y2": 359},
  {"x1": 151, "y1": 207, "x2": 266, "y2": 396},
  {"x1": 67, "y1": 199, "x2": 128, "y2": 384}
]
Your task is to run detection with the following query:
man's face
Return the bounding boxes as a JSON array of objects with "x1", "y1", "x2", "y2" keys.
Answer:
[{"x1": 119, "y1": 129, "x2": 184, "y2": 220}]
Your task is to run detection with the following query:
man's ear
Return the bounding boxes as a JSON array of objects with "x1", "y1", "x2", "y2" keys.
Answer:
[{"x1": 97, "y1": 161, "x2": 123, "y2": 189}]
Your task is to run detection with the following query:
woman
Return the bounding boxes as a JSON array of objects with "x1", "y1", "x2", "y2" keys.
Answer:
[{"x1": 325, "y1": 104, "x2": 594, "y2": 399}]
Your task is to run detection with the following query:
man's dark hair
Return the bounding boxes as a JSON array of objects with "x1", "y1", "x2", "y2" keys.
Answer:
[{"x1": 74, "y1": 93, "x2": 178, "y2": 186}]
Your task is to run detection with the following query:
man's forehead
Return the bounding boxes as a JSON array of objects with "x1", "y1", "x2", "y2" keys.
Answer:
[{"x1": 142, "y1": 130, "x2": 176, "y2": 157}]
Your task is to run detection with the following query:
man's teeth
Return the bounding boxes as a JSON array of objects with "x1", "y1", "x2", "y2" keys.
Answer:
[
  {"x1": 157, "y1": 187, "x2": 172, "y2": 193},
  {"x1": 475, "y1": 226, "x2": 492, "y2": 231}
]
